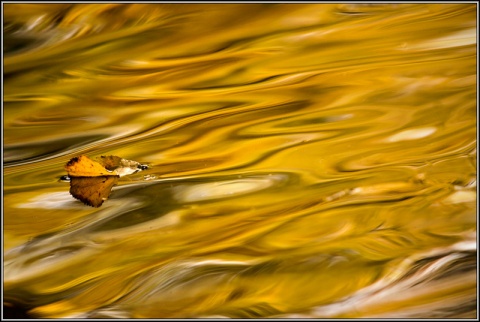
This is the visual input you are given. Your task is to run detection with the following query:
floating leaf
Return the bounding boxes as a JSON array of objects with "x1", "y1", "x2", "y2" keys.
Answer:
[
  {"x1": 97, "y1": 155, "x2": 123, "y2": 171},
  {"x1": 69, "y1": 176, "x2": 119, "y2": 207},
  {"x1": 64, "y1": 155, "x2": 147, "y2": 207},
  {"x1": 97, "y1": 155, "x2": 148, "y2": 177},
  {"x1": 65, "y1": 155, "x2": 117, "y2": 177}
]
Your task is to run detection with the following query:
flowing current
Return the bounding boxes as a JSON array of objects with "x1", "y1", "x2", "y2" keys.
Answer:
[{"x1": 3, "y1": 3, "x2": 477, "y2": 318}]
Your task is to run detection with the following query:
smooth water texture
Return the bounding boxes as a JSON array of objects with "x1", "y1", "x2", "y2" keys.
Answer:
[{"x1": 3, "y1": 3, "x2": 477, "y2": 318}]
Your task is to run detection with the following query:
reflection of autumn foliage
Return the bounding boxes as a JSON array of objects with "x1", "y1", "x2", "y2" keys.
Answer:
[{"x1": 64, "y1": 155, "x2": 145, "y2": 207}]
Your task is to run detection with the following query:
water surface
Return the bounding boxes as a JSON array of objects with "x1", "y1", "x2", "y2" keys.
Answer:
[{"x1": 3, "y1": 3, "x2": 477, "y2": 318}]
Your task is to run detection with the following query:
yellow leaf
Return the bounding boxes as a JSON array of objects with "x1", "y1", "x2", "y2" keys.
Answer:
[
  {"x1": 65, "y1": 155, "x2": 117, "y2": 177},
  {"x1": 64, "y1": 154, "x2": 147, "y2": 207}
]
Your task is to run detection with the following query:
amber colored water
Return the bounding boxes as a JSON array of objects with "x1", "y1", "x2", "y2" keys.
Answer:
[{"x1": 3, "y1": 3, "x2": 477, "y2": 318}]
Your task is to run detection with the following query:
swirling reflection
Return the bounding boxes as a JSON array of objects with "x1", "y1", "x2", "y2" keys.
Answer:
[{"x1": 3, "y1": 3, "x2": 476, "y2": 319}]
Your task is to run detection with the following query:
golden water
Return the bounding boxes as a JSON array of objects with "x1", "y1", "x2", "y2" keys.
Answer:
[{"x1": 3, "y1": 3, "x2": 477, "y2": 318}]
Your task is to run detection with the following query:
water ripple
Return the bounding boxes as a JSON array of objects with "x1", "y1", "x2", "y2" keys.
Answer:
[{"x1": 3, "y1": 3, "x2": 476, "y2": 319}]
